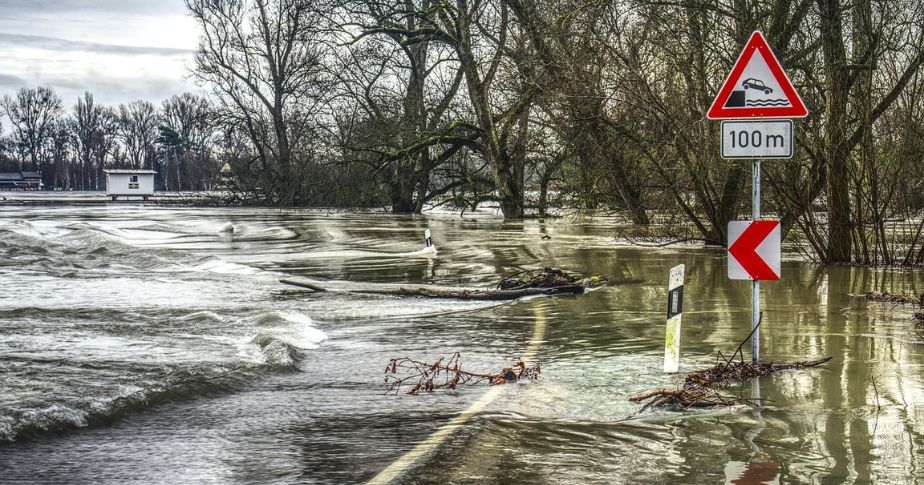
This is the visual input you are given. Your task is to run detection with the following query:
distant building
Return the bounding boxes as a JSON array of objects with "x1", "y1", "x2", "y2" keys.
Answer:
[
  {"x1": 104, "y1": 169, "x2": 156, "y2": 200},
  {"x1": 0, "y1": 171, "x2": 43, "y2": 190}
]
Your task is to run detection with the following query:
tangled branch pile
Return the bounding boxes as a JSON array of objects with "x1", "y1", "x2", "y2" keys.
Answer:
[
  {"x1": 631, "y1": 319, "x2": 831, "y2": 411},
  {"x1": 384, "y1": 353, "x2": 540, "y2": 395},
  {"x1": 497, "y1": 267, "x2": 607, "y2": 291},
  {"x1": 865, "y1": 290, "x2": 924, "y2": 306},
  {"x1": 630, "y1": 357, "x2": 832, "y2": 411}
]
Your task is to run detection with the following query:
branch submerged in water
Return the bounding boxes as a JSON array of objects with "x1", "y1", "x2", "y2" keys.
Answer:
[{"x1": 384, "y1": 353, "x2": 541, "y2": 395}]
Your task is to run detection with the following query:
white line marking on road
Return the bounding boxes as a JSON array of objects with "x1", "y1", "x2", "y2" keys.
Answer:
[{"x1": 367, "y1": 302, "x2": 547, "y2": 484}]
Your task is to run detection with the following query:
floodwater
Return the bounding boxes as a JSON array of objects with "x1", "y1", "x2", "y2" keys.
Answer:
[{"x1": 1, "y1": 197, "x2": 923, "y2": 484}]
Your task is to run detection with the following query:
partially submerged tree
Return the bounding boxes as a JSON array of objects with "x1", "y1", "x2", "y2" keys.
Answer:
[
  {"x1": 187, "y1": 0, "x2": 329, "y2": 205},
  {"x1": 158, "y1": 93, "x2": 217, "y2": 191},
  {"x1": 335, "y1": 0, "x2": 474, "y2": 213}
]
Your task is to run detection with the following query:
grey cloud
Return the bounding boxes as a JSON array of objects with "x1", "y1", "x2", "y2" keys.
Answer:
[
  {"x1": 0, "y1": 0, "x2": 183, "y2": 16},
  {"x1": 0, "y1": 74, "x2": 28, "y2": 87},
  {"x1": 42, "y1": 74, "x2": 200, "y2": 106},
  {"x1": 0, "y1": 32, "x2": 193, "y2": 56}
]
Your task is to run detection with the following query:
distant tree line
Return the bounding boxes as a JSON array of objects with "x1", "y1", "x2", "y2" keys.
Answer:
[
  {"x1": 2, "y1": 0, "x2": 923, "y2": 265},
  {"x1": 0, "y1": 88, "x2": 222, "y2": 192}
]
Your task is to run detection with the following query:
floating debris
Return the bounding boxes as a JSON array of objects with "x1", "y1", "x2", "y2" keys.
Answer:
[
  {"x1": 281, "y1": 267, "x2": 608, "y2": 300},
  {"x1": 631, "y1": 320, "x2": 831, "y2": 411},
  {"x1": 384, "y1": 353, "x2": 540, "y2": 395},
  {"x1": 630, "y1": 357, "x2": 832, "y2": 411},
  {"x1": 496, "y1": 267, "x2": 607, "y2": 291}
]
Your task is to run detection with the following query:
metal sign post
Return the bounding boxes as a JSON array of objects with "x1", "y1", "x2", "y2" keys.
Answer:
[
  {"x1": 708, "y1": 30, "x2": 807, "y2": 364},
  {"x1": 751, "y1": 161, "x2": 761, "y2": 363}
]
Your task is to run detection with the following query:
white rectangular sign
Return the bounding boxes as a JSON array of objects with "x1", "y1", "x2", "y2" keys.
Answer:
[
  {"x1": 664, "y1": 264, "x2": 684, "y2": 373},
  {"x1": 721, "y1": 120, "x2": 793, "y2": 159}
]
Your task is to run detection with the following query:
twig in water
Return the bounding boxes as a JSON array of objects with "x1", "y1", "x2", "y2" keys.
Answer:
[{"x1": 384, "y1": 353, "x2": 541, "y2": 395}]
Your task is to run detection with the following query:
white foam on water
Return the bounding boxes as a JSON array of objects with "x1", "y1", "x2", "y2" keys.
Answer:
[
  {"x1": 178, "y1": 310, "x2": 227, "y2": 323},
  {"x1": 258, "y1": 311, "x2": 328, "y2": 349},
  {"x1": 192, "y1": 257, "x2": 261, "y2": 275},
  {"x1": 218, "y1": 222, "x2": 236, "y2": 234},
  {"x1": 244, "y1": 311, "x2": 328, "y2": 366},
  {"x1": 2, "y1": 220, "x2": 73, "y2": 240},
  {"x1": 407, "y1": 245, "x2": 438, "y2": 258}
]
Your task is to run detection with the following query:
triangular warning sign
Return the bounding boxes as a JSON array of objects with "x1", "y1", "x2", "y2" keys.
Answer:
[{"x1": 707, "y1": 31, "x2": 808, "y2": 119}]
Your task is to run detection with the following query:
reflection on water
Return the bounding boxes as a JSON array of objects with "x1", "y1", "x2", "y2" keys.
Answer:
[
  {"x1": 0, "y1": 197, "x2": 923, "y2": 484},
  {"x1": 725, "y1": 460, "x2": 780, "y2": 485}
]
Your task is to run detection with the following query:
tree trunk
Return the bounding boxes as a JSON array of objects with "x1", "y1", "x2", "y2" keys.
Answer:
[{"x1": 818, "y1": 0, "x2": 853, "y2": 263}]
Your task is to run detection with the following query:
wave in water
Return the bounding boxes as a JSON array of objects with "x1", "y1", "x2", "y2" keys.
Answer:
[
  {"x1": 0, "y1": 367, "x2": 259, "y2": 442},
  {"x1": 0, "y1": 308, "x2": 327, "y2": 442}
]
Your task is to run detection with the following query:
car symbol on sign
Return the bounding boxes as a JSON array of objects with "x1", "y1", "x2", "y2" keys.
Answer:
[{"x1": 742, "y1": 78, "x2": 773, "y2": 94}]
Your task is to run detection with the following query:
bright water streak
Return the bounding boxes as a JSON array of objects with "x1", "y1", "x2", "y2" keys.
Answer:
[{"x1": 1, "y1": 199, "x2": 923, "y2": 484}]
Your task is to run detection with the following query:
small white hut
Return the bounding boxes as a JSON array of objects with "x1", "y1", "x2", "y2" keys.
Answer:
[{"x1": 104, "y1": 169, "x2": 157, "y2": 200}]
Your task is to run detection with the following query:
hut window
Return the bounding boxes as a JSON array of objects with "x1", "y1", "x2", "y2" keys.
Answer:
[{"x1": 130, "y1": 175, "x2": 138, "y2": 182}]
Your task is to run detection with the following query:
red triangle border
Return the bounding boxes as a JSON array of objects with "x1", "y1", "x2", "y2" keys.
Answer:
[{"x1": 707, "y1": 31, "x2": 808, "y2": 119}]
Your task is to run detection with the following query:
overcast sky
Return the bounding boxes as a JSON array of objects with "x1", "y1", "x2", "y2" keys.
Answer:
[{"x1": 0, "y1": 0, "x2": 202, "y2": 108}]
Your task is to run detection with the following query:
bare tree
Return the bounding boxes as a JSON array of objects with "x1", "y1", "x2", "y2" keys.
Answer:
[
  {"x1": 159, "y1": 93, "x2": 216, "y2": 191},
  {"x1": 336, "y1": 0, "x2": 473, "y2": 213},
  {"x1": 47, "y1": 119, "x2": 73, "y2": 190},
  {"x1": 187, "y1": 0, "x2": 328, "y2": 205},
  {"x1": 118, "y1": 100, "x2": 160, "y2": 171},
  {"x1": 1, "y1": 86, "x2": 63, "y2": 185},
  {"x1": 72, "y1": 92, "x2": 119, "y2": 190}
]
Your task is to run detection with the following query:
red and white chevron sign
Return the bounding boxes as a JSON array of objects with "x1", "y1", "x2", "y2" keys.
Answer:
[{"x1": 728, "y1": 220, "x2": 781, "y2": 280}]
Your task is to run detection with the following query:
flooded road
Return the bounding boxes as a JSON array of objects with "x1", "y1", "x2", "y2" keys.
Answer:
[{"x1": 1, "y1": 199, "x2": 923, "y2": 484}]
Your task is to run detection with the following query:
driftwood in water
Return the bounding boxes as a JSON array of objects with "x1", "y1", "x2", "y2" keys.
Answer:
[
  {"x1": 630, "y1": 357, "x2": 832, "y2": 411},
  {"x1": 280, "y1": 278, "x2": 586, "y2": 300},
  {"x1": 631, "y1": 316, "x2": 832, "y2": 410},
  {"x1": 280, "y1": 267, "x2": 607, "y2": 300},
  {"x1": 497, "y1": 267, "x2": 606, "y2": 290},
  {"x1": 384, "y1": 353, "x2": 541, "y2": 395},
  {"x1": 281, "y1": 280, "x2": 327, "y2": 292}
]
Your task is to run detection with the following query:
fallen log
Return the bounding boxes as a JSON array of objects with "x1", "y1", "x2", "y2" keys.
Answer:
[
  {"x1": 280, "y1": 267, "x2": 608, "y2": 300},
  {"x1": 281, "y1": 279, "x2": 327, "y2": 292},
  {"x1": 280, "y1": 278, "x2": 587, "y2": 300}
]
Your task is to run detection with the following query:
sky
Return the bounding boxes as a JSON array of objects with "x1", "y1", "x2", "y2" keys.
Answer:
[{"x1": 0, "y1": 0, "x2": 203, "y2": 108}]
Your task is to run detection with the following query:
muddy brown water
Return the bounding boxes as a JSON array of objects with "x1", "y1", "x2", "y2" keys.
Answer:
[{"x1": 1, "y1": 198, "x2": 922, "y2": 484}]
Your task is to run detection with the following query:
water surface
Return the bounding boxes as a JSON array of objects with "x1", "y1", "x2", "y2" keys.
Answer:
[{"x1": 1, "y1": 198, "x2": 922, "y2": 484}]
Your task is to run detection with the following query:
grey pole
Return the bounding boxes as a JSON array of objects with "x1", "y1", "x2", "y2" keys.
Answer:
[{"x1": 752, "y1": 160, "x2": 761, "y2": 363}]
